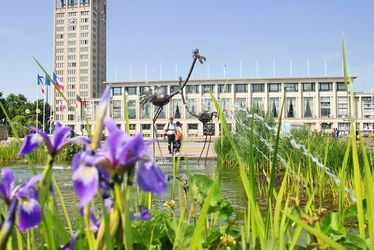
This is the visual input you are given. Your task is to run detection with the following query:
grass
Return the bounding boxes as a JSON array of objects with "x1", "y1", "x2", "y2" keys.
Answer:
[
  {"x1": 0, "y1": 140, "x2": 81, "y2": 164},
  {"x1": 2, "y1": 40, "x2": 374, "y2": 249}
]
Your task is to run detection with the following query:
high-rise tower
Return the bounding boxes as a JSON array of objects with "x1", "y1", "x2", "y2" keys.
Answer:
[{"x1": 53, "y1": 0, "x2": 107, "y2": 131}]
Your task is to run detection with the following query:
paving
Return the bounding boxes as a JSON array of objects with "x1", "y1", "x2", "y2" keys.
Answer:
[{"x1": 148, "y1": 139, "x2": 217, "y2": 160}]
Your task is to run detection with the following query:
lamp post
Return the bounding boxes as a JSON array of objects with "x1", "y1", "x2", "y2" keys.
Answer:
[{"x1": 25, "y1": 108, "x2": 41, "y2": 129}]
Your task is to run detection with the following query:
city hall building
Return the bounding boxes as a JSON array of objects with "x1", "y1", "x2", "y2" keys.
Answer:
[
  {"x1": 63, "y1": 77, "x2": 374, "y2": 139},
  {"x1": 51, "y1": 1, "x2": 374, "y2": 138}
]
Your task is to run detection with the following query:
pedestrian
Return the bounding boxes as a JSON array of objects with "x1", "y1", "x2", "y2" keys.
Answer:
[
  {"x1": 163, "y1": 117, "x2": 177, "y2": 155},
  {"x1": 175, "y1": 121, "x2": 183, "y2": 153}
]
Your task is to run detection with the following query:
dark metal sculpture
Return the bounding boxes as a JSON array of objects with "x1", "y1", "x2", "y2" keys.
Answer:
[
  {"x1": 140, "y1": 49, "x2": 206, "y2": 158},
  {"x1": 179, "y1": 79, "x2": 218, "y2": 165}
]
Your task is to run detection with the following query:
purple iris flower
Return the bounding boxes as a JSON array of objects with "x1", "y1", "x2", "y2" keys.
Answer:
[
  {"x1": 72, "y1": 149, "x2": 99, "y2": 207},
  {"x1": 18, "y1": 122, "x2": 72, "y2": 156},
  {"x1": 96, "y1": 117, "x2": 154, "y2": 172},
  {"x1": 130, "y1": 206, "x2": 151, "y2": 221},
  {"x1": 59, "y1": 231, "x2": 80, "y2": 250},
  {"x1": 0, "y1": 168, "x2": 43, "y2": 231},
  {"x1": 137, "y1": 160, "x2": 167, "y2": 194}
]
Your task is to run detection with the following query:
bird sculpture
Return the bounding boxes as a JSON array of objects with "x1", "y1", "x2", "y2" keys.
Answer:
[
  {"x1": 139, "y1": 49, "x2": 206, "y2": 158},
  {"x1": 179, "y1": 79, "x2": 218, "y2": 165}
]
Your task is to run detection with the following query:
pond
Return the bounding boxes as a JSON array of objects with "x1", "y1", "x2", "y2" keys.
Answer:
[{"x1": 7, "y1": 160, "x2": 247, "y2": 216}]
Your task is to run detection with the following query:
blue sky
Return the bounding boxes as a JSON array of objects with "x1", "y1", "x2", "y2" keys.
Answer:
[{"x1": 0, "y1": 1, "x2": 374, "y2": 100}]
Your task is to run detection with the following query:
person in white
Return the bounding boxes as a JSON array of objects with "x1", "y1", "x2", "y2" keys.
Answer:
[{"x1": 163, "y1": 117, "x2": 177, "y2": 155}]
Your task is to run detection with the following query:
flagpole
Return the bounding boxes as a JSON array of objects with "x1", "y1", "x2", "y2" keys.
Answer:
[
  {"x1": 159, "y1": 62, "x2": 162, "y2": 80},
  {"x1": 46, "y1": 85, "x2": 49, "y2": 134},
  {"x1": 42, "y1": 88, "x2": 46, "y2": 133},
  {"x1": 36, "y1": 81, "x2": 39, "y2": 130},
  {"x1": 207, "y1": 62, "x2": 210, "y2": 79},
  {"x1": 129, "y1": 64, "x2": 132, "y2": 81},
  {"x1": 239, "y1": 61, "x2": 242, "y2": 78}
]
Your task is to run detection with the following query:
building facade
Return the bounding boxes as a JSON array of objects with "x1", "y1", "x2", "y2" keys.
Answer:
[
  {"x1": 61, "y1": 77, "x2": 374, "y2": 138},
  {"x1": 53, "y1": 0, "x2": 107, "y2": 124}
]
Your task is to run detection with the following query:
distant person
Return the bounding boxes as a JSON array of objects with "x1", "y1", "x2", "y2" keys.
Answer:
[
  {"x1": 175, "y1": 121, "x2": 183, "y2": 153},
  {"x1": 163, "y1": 117, "x2": 177, "y2": 155},
  {"x1": 336, "y1": 128, "x2": 340, "y2": 137}
]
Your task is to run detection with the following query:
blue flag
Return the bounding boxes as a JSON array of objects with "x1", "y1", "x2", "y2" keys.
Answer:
[
  {"x1": 37, "y1": 74, "x2": 44, "y2": 85},
  {"x1": 45, "y1": 74, "x2": 51, "y2": 86}
]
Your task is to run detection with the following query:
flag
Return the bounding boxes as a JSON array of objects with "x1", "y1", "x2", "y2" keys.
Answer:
[
  {"x1": 37, "y1": 74, "x2": 45, "y2": 94},
  {"x1": 76, "y1": 95, "x2": 84, "y2": 104},
  {"x1": 53, "y1": 72, "x2": 64, "y2": 91},
  {"x1": 44, "y1": 74, "x2": 51, "y2": 86},
  {"x1": 58, "y1": 100, "x2": 66, "y2": 112}
]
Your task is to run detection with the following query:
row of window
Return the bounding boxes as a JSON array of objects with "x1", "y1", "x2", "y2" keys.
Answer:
[
  {"x1": 111, "y1": 82, "x2": 347, "y2": 96},
  {"x1": 107, "y1": 96, "x2": 348, "y2": 120}
]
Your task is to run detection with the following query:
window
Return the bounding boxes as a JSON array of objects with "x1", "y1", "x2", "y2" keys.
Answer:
[
  {"x1": 127, "y1": 100, "x2": 136, "y2": 119},
  {"x1": 286, "y1": 97, "x2": 296, "y2": 118},
  {"x1": 251, "y1": 84, "x2": 264, "y2": 93},
  {"x1": 218, "y1": 84, "x2": 231, "y2": 93},
  {"x1": 202, "y1": 85, "x2": 214, "y2": 94},
  {"x1": 156, "y1": 124, "x2": 165, "y2": 130},
  {"x1": 268, "y1": 83, "x2": 281, "y2": 92},
  {"x1": 302, "y1": 83, "x2": 315, "y2": 91},
  {"x1": 338, "y1": 122, "x2": 350, "y2": 132},
  {"x1": 125, "y1": 87, "x2": 137, "y2": 95},
  {"x1": 319, "y1": 82, "x2": 332, "y2": 91},
  {"x1": 303, "y1": 97, "x2": 314, "y2": 118},
  {"x1": 171, "y1": 99, "x2": 182, "y2": 119},
  {"x1": 252, "y1": 97, "x2": 264, "y2": 110},
  {"x1": 320, "y1": 97, "x2": 331, "y2": 117},
  {"x1": 129, "y1": 124, "x2": 136, "y2": 130},
  {"x1": 170, "y1": 85, "x2": 179, "y2": 93},
  {"x1": 235, "y1": 98, "x2": 247, "y2": 108},
  {"x1": 221, "y1": 98, "x2": 231, "y2": 117},
  {"x1": 269, "y1": 98, "x2": 280, "y2": 117},
  {"x1": 362, "y1": 97, "x2": 374, "y2": 118},
  {"x1": 234, "y1": 84, "x2": 247, "y2": 93},
  {"x1": 337, "y1": 96, "x2": 348, "y2": 118},
  {"x1": 68, "y1": 114, "x2": 75, "y2": 121},
  {"x1": 187, "y1": 85, "x2": 199, "y2": 94},
  {"x1": 112, "y1": 87, "x2": 122, "y2": 96},
  {"x1": 188, "y1": 124, "x2": 198, "y2": 130},
  {"x1": 336, "y1": 82, "x2": 347, "y2": 91},
  {"x1": 202, "y1": 98, "x2": 214, "y2": 112},
  {"x1": 141, "y1": 124, "x2": 151, "y2": 130},
  {"x1": 155, "y1": 85, "x2": 167, "y2": 94},
  {"x1": 112, "y1": 100, "x2": 121, "y2": 120},
  {"x1": 81, "y1": 11, "x2": 89, "y2": 16},
  {"x1": 186, "y1": 99, "x2": 197, "y2": 119},
  {"x1": 140, "y1": 103, "x2": 151, "y2": 119}
]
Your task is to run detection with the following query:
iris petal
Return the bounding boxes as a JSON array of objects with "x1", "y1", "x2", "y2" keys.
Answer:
[
  {"x1": 137, "y1": 161, "x2": 167, "y2": 194},
  {"x1": 0, "y1": 168, "x2": 14, "y2": 202},
  {"x1": 53, "y1": 122, "x2": 72, "y2": 153},
  {"x1": 18, "y1": 198, "x2": 42, "y2": 231},
  {"x1": 18, "y1": 134, "x2": 43, "y2": 156},
  {"x1": 73, "y1": 165, "x2": 99, "y2": 207}
]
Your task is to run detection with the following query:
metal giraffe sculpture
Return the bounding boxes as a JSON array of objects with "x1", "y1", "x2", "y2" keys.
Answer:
[
  {"x1": 179, "y1": 79, "x2": 218, "y2": 165},
  {"x1": 140, "y1": 49, "x2": 206, "y2": 158}
]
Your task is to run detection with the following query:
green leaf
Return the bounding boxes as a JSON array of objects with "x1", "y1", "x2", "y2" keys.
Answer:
[
  {"x1": 341, "y1": 233, "x2": 368, "y2": 249},
  {"x1": 190, "y1": 174, "x2": 221, "y2": 209},
  {"x1": 166, "y1": 218, "x2": 195, "y2": 249}
]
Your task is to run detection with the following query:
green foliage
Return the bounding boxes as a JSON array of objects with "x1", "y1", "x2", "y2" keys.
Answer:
[
  {"x1": 0, "y1": 93, "x2": 51, "y2": 137},
  {"x1": 0, "y1": 141, "x2": 81, "y2": 164}
]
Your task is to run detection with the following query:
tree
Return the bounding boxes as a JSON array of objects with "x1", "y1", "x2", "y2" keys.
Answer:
[{"x1": 0, "y1": 92, "x2": 5, "y2": 123}]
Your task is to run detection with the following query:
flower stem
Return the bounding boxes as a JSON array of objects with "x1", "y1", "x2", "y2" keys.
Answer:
[{"x1": 114, "y1": 181, "x2": 133, "y2": 250}]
